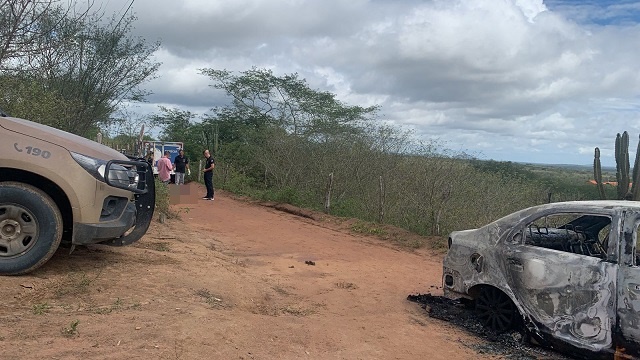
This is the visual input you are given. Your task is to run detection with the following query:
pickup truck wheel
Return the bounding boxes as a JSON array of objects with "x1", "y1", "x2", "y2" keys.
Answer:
[
  {"x1": 0, "y1": 182, "x2": 62, "y2": 275},
  {"x1": 475, "y1": 286, "x2": 518, "y2": 333}
]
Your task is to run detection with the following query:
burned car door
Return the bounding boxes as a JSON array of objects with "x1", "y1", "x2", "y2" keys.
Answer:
[
  {"x1": 617, "y1": 211, "x2": 640, "y2": 355},
  {"x1": 503, "y1": 211, "x2": 618, "y2": 352}
]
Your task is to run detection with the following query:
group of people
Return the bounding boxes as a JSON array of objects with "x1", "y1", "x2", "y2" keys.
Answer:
[{"x1": 152, "y1": 149, "x2": 215, "y2": 201}]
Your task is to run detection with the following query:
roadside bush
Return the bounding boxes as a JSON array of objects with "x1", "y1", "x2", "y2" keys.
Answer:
[
  {"x1": 209, "y1": 147, "x2": 599, "y2": 239},
  {"x1": 153, "y1": 179, "x2": 180, "y2": 220},
  {"x1": 331, "y1": 198, "x2": 368, "y2": 218},
  {"x1": 220, "y1": 171, "x2": 257, "y2": 197}
]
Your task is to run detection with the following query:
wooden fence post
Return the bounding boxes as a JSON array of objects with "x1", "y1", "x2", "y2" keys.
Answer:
[
  {"x1": 198, "y1": 159, "x2": 203, "y2": 182},
  {"x1": 378, "y1": 175, "x2": 385, "y2": 223},
  {"x1": 324, "y1": 172, "x2": 333, "y2": 214},
  {"x1": 223, "y1": 163, "x2": 230, "y2": 186}
]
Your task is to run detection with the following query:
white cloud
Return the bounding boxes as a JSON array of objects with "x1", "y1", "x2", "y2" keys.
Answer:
[{"x1": 96, "y1": 0, "x2": 640, "y2": 166}]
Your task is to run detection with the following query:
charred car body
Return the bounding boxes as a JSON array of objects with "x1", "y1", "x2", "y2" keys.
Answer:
[
  {"x1": 0, "y1": 114, "x2": 155, "y2": 275},
  {"x1": 443, "y1": 201, "x2": 640, "y2": 359}
]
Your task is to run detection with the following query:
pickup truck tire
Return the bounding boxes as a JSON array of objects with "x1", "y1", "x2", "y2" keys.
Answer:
[{"x1": 0, "y1": 182, "x2": 63, "y2": 275}]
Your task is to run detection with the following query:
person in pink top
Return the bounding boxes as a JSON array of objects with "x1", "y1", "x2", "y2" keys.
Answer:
[{"x1": 157, "y1": 151, "x2": 173, "y2": 184}]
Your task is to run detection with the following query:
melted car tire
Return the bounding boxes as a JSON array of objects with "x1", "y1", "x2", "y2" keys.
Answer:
[
  {"x1": 475, "y1": 286, "x2": 519, "y2": 333},
  {"x1": 0, "y1": 182, "x2": 63, "y2": 275}
]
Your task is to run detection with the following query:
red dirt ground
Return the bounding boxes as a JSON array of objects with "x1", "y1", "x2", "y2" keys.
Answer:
[{"x1": 0, "y1": 183, "x2": 502, "y2": 360}]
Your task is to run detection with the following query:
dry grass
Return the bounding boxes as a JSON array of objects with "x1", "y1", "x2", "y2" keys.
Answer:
[
  {"x1": 54, "y1": 272, "x2": 95, "y2": 297},
  {"x1": 335, "y1": 281, "x2": 358, "y2": 290},
  {"x1": 61, "y1": 319, "x2": 79, "y2": 337},
  {"x1": 32, "y1": 302, "x2": 50, "y2": 315},
  {"x1": 195, "y1": 289, "x2": 228, "y2": 309}
]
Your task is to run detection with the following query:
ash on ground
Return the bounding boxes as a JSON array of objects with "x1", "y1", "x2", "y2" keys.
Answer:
[{"x1": 407, "y1": 293, "x2": 572, "y2": 360}]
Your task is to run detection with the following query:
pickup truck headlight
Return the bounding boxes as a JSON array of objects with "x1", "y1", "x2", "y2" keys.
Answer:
[
  {"x1": 107, "y1": 164, "x2": 139, "y2": 190},
  {"x1": 71, "y1": 152, "x2": 140, "y2": 191},
  {"x1": 71, "y1": 152, "x2": 107, "y2": 180}
]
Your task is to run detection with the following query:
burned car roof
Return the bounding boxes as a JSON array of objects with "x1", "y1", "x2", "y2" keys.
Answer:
[{"x1": 490, "y1": 200, "x2": 640, "y2": 225}]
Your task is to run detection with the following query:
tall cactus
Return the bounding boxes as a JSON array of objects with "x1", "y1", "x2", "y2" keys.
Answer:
[
  {"x1": 594, "y1": 147, "x2": 606, "y2": 199},
  {"x1": 615, "y1": 132, "x2": 631, "y2": 199},
  {"x1": 622, "y1": 131, "x2": 631, "y2": 197},
  {"x1": 632, "y1": 134, "x2": 640, "y2": 201},
  {"x1": 615, "y1": 133, "x2": 622, "y2": 198},
  {"x1": 594, "y1": 131, "x2": 640, "y2": 201}
]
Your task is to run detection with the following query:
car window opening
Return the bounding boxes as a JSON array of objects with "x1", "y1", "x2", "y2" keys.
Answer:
[{"x1": 524, "y1": 213, "x2": 611, "y2": 259}]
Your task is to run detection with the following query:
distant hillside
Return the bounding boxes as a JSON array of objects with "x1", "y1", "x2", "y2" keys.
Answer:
[
  {"x1": 469, "y1": 159, "x2": 616, "y2": 202},
  {"x1": 519, "y1": 162, "x2": 616, "y2": 173}
]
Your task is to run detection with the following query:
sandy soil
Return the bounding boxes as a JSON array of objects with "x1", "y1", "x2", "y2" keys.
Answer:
[{"x1": 0, "y1": 183, "x2": 502, "y2": 360}]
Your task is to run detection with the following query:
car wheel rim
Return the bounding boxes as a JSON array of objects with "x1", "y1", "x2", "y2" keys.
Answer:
[
  {"x1": 0, "y1": 204, "x2": 39, "y2": 257},
  {"x1": 476, "y1": 287, "x2": 516, "y2": 332}
]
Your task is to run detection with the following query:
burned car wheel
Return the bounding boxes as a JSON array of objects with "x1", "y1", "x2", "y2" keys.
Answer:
[
  {"x1": 475, "y1": 287, "x2": 518, "y2": 333},
  {"x1": 0, "y1": 182, "x2": 63, "y2": 275}
]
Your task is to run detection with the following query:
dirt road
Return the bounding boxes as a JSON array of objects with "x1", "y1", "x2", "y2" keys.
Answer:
[{"x1": 0, "y1": 184, "x2": 500, "y2": 359}]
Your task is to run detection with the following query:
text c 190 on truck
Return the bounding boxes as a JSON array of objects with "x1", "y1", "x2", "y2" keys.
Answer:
[{"x1": 0, "y1": 113, "x2": 155, "y2": 275}]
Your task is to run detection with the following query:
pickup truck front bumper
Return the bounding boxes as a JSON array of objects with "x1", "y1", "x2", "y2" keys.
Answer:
[{"x1": 73, "y1": 158, "x2": 155, "y2": 246}]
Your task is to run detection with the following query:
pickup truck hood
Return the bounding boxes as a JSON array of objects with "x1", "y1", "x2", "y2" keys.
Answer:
[{"x1": 0, "y1": 116, "x2": 127, "y2": 161}]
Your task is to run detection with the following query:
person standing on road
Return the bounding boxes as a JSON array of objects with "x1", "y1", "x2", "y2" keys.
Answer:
[
  {"x1": 202, "y1": 149, "x2": 215, "y2": 200},
  {"x1": 173, "y1": 149, "x2": 190, "y2": 185},
  {"x1": 145, "y1": 151, "x2": 154, "y2": 167},
  {"x1": 157, "y1": 151, "x2": 173, "y2": 184}
]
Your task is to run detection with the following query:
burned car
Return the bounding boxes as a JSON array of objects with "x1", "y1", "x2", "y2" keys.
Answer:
[{"x1": 443, "y1": 200, "x2": 640, "y2": 359}]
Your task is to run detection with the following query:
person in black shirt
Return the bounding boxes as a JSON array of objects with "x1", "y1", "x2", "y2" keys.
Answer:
[
  {"x1": 202, "y1": 149, "x2": 215, "y2": 200},
  {"x1": 145, "y1": 151, "x2": 154, "y2": 167},
  {"x1": 173, "y1": 150, "x2": 190, "y2": 185}
]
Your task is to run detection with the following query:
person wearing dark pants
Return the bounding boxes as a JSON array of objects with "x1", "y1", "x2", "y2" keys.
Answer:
[
  {"x1": 173, "y1": 149, "x2": 190, "y2": 185},
  {"x1": 202, "y1": 149, "x2": 215, "y2": 200}
]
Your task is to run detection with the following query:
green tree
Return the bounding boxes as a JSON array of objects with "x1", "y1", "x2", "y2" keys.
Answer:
[
  {"x1": 0, "y1": 73, "x2": 77, "y2": 128},
  {"x1": 1, "y1": 5, "x2": 160, "y2": 136},
  {"x1": 199, "y1": 67, "x2": 381, "y2": 193},
  {"x1": 199, "y1": 67, "x2": 378, "y2": 139},
  {"x1": 152, "y1": 106, "x2": 197, "y2": 142}
]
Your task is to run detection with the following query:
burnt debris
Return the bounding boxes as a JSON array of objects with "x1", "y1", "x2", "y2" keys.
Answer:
[{"x1": 407, "y1": 293, "x2": 573, "y2": 360}]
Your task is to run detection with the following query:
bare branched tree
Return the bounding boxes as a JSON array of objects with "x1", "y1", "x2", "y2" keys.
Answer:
[
  {"x1": 0, "y1": 0, "x2": 160, "y2": 136},
  {"x1": 0, "y1": 0, "x2": 93, "y2": 69}
]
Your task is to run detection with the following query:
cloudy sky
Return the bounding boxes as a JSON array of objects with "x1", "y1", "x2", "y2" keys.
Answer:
[{"x1": 102, "y1": 0, "x2": 640, "y2": 166}]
